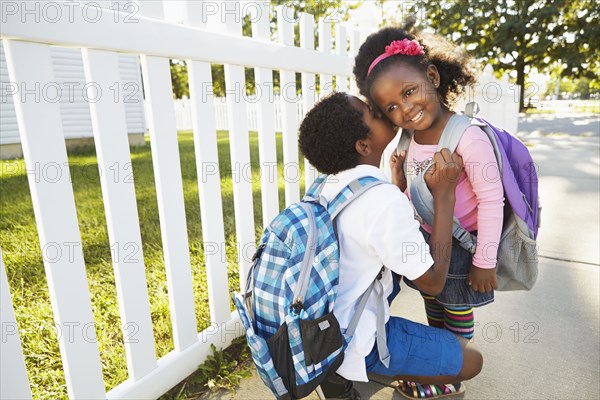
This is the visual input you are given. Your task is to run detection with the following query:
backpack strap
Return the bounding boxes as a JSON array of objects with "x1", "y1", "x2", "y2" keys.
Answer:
[
  {"x1": 327, "y1": 176, "x2": 384, "y2": 220},
  {"x1": 345, "y1": 266, "x2": 390, "y2": 367},
  {"x1": 303, "y1": 174, "x2": 329, "y2": 207},
  {"x1": 437, "y1": 113, "x2": 474, "y2": 153},
  {"x1": 327, "y1": 176, "x2": 391, "y2": 367},
  {"x1": 435, "y1": 105, "x2": 487, "y2": 254},
  {"x1": 395, "y1": 129, "x2": 414, "y2": 187},
  {"x1": 408, "y1": 104, "x2": 489, "y2": 254},
  {"x1": 464, "y1": 101, "x2": 480, "y2": 118}
]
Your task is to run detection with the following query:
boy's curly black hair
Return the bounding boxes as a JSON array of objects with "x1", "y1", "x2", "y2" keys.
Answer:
[
  {"x1": 298, "y1": 92, "x2": 370, "y2": 175},
  {"x1": 353, "y1": 22, "x2": 479, "y2": 111}
]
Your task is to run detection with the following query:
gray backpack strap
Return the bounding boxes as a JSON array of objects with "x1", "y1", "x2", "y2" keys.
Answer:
[
  {"x1": 422, "y1": 110, "x2": 486, "y2": 254},
  {"x1": 395, "y1": 129, "x2": 414, "y2": 188},
  {"x1": 437, "y1": 113, "x2": 474, "y2": 153},
  {"x1": 395, "y1": 108, "x2": 484, "y2": 254},
  {"x1": 329, "y1": 179, "x2": 391, "y2": 367},
  {"x1": 345, "y1": 267, "x2": 390, "y2": 368},
  {"x1": 328, "y1": 178, "x2": 385, "y2": 221},
  {"x1": 464, "y1": 101, "x2": 480, "y2": 118},
  {"x1": 436, "y1": 113, "x2": 480, "y2": 253}
]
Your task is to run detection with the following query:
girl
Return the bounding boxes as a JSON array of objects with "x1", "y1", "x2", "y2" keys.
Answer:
[{"x1": 353, "y1": 26, "x2": 504, "y2": 398}]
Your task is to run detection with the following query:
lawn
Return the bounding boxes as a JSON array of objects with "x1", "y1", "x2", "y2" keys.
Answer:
[{"x1": 0, "y1": 130, "x2": 303, "y2": 399}]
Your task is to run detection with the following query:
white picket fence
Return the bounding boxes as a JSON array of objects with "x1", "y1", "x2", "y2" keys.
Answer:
[
  {"x1": 0, "y1": 1, "x2": 356, "y2": 399},
  {"x1": 0, "y1": 1, "x2": 519, "y2": 399}
]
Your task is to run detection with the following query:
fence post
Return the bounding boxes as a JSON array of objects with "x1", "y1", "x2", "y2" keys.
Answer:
[
  {"x1": 1, "y1": 250, "x2": 32, "y2": 400},
  {"x1": 318, "y1": 17, "x2": 333, "y2": 96},
  {"x1": 251, "y1": 2, "x2": 280, "y2": 227},
  {"x1": 181, "y1": 0, "x2": 232, "y2": 326},
  {"x1": 213, "y1": 0, "x2": 256, "y2": 292},
  {"x1": 4, "y1": 38, "x2": 105, "y2": 399},
  {"x1": 277, "y1": 5, "x2": 301, "y2": 206},
  {"x1": 300, "y1": 12, "x2": 319, "y2": 189}
]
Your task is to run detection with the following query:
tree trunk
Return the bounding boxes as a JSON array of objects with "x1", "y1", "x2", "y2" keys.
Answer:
[
  {"x1": 516, "y1": 59, "x2": 526, "y2": 112},
  {"x1": 516, "y1": 1, "x2": 528, "y2": 112}
]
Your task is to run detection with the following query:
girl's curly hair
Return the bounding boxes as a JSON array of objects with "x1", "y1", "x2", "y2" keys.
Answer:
[{"x1": 353, "y1": 22, "x2": 479, "y2": 111}]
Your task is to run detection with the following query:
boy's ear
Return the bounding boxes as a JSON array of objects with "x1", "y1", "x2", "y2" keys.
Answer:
[{"x1": 355, "y1": 139, "x2": 371, "y2": 157}]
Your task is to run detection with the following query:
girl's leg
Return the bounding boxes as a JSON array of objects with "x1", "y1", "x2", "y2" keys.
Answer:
[
  {"x1": 422, "y1": 294, "x2": 445, "y2": 329},
  {"x1": 444, "y1": 306, "x2": 475, "y2": 340}
]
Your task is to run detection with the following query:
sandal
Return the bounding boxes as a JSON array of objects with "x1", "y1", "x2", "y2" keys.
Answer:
[{"x1": 395, "y1": 381, "x2": 466, "y2": 399}]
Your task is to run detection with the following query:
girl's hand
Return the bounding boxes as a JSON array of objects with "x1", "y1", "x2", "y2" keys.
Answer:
[
  {"x1": 468, "y1": 265, "x2": 498, "y2": 293},
  {"x1": 424, "y1": 148, "x2": 462, "y2": 198},
  {"x1": 390, "y1": 150, "x2": 407, "y2": 192}
]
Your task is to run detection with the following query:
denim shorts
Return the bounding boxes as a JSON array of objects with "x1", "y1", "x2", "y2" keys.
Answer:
[
  {"x1": 404, "y1": 230, "x2": 495, "y2": 307},
  {"x1": 365, "y1": 317, "x2": 463, "y2": 377}
]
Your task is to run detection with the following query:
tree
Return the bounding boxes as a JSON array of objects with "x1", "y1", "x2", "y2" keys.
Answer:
[
  {"x1": 170, "y1": 60, "x2": 189, "y2": 99},
  {"x1": 543, "y1": 76, "x2": 598, "y2": 99},
  {"x1": 405, "y1": 0, "x2": 599, "y2": 111}
]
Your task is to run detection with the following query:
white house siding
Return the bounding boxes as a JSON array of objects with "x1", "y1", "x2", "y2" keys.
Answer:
[
  {"x1": 0, "y1": 43, "x2": 146, "y2": 146},
  {"x1": 0, "y1": 44, "x2": 19, "y2": 144}
]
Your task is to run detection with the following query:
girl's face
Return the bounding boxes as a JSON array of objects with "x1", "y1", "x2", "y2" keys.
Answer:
[{"x1": 370, "y1": 63, "x2": 445, "y2": 134}]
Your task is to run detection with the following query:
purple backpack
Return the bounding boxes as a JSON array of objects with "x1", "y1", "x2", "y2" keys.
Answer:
[{"x1": 399, "y1": 102, "x2": 541, "y2": 291}]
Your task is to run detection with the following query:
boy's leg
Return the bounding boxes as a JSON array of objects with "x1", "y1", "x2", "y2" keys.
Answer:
[
  {"x1": 319, "y1": 371, "x2": 361, "y2": 400},
  {"x1": 365, "y1": 317, "x2": 482, "y2": 384},
  {"x1": 402, "y1": 298, "x2": 468, "y2": 397},
  {"x1": 394, "y1": 336, "x2": 482, "y2": 384}
]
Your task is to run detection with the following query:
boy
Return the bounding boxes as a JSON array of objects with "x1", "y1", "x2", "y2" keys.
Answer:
[{"x1": 298, "y1": 93, "x2": 483, "y2": 399}]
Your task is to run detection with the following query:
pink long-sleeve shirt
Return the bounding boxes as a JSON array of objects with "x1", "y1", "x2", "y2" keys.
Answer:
[{"x1": 405, "y1": 126, "x2": 505, "y2": 268}]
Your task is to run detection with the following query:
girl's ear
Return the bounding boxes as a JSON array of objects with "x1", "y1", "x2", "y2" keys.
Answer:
[
  {"x1": 426, "y1": 64, "x2": 440, "y2": 88},
  {"x1": 355, "y1": 139, "x2": 371, "y2": 157}
]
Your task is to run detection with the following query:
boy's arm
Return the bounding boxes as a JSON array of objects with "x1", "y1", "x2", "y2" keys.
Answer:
[{"x1": 411, "y1": 149, "x2": 461, "y2": 296}]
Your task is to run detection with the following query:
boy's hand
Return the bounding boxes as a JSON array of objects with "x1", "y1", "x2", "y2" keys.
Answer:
[
  {"x1": 390, "y1": 150, "x2": 407, "y2": 191},
  {"x1": 424, "y1": 148, "x2": 462, "y2": 197},
  {"x1": 468, "y1": 265, "x2": 498, "y2": 293}
]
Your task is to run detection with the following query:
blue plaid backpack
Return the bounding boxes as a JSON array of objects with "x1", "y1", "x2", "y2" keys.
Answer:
[{"x1": 233, "y1": 174, "x2": 387, "y2": 399}]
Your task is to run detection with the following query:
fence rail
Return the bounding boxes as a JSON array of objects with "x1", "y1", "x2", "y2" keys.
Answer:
[{"x1": 0, "y1": 1, "x2": 519, "y2": 399}]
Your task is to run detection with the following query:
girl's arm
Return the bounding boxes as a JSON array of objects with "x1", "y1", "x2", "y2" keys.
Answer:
[{"x1": 457, "y1": 127, "x2": 505, "y2": 292}]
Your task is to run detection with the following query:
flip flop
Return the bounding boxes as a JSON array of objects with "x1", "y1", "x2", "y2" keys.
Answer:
[{"x1": 395, "y1": 381, "x2": 466, "y2": 399}]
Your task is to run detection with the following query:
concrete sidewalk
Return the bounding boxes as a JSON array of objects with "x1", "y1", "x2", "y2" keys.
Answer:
[{"x1": 201, "y1": 124, "x2": 600, "y2": 400}]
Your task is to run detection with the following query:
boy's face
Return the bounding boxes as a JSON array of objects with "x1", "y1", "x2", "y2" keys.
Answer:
[{"x1": 348, "y1": 95, "x2": 397, "y2": 164}]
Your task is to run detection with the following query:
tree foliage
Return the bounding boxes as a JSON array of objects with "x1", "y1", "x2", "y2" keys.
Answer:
[{"x1": 405, "y1": 0, "x2": 599, "y2": 110}]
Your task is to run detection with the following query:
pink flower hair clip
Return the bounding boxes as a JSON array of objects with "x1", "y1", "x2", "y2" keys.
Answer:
[
  {"x1": 367, "y1": 39, "x2": 425, "y2": 76},
  {"x1": 385, "y1": 39, "x2": 425, "y2": 57}
]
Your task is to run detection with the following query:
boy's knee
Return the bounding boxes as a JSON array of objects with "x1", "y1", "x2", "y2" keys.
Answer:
[{"x1": 457, "y1": 343, "x2": 483, "y2": 381}]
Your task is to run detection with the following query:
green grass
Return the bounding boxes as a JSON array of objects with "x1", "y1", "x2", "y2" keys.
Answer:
[{"x1": 0, "y1": 130, "x2": 303, "y2": 399}]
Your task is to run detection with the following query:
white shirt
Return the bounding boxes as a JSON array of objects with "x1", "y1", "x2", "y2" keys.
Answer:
[{"x1": 320, "y1": 165, "x2": 434, "y2": 381}]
